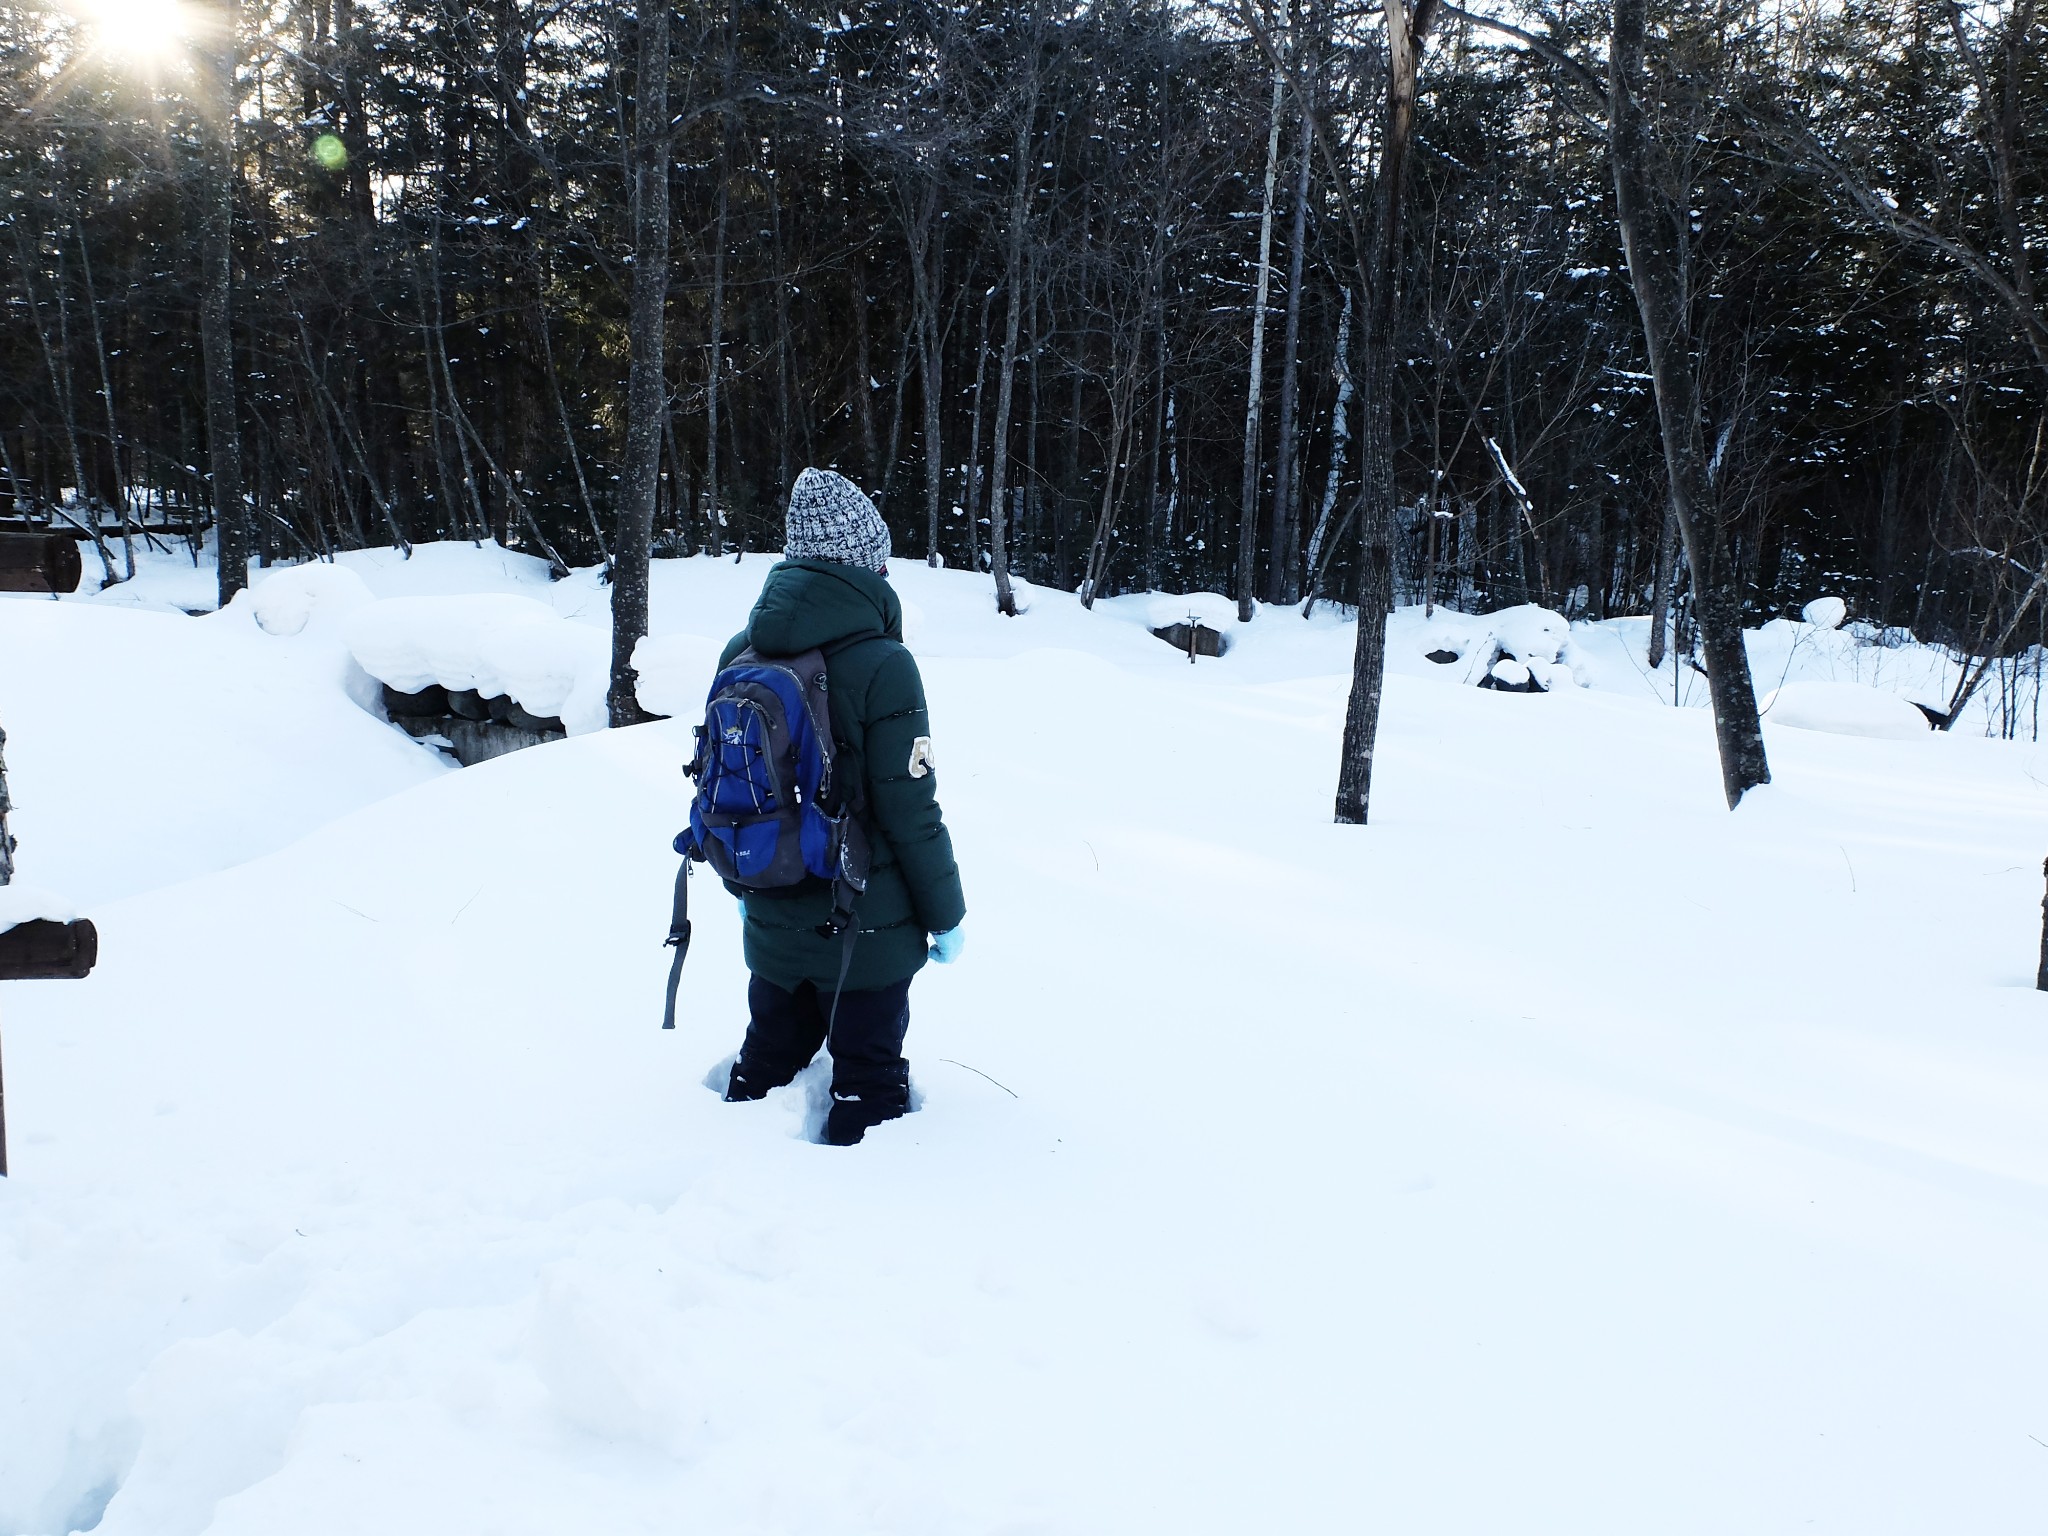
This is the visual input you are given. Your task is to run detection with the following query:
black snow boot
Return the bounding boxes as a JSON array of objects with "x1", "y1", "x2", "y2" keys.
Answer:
[
  {"x1": 724, "y1": 1052, "x2": 808, "y2": 1102},
  {"x1": 821, "y1": 1065, "x2": 910, "y2": 1146}
]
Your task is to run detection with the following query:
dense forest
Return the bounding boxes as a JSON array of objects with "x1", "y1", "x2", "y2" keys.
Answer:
[{"x1": 1, "y1": 0, "x2": 2042, "y2": 661}]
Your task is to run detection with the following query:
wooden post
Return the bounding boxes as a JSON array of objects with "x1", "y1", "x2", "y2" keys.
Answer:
[{"x1": 0, "y1": 918, "x2": 99, "y2": 1176}]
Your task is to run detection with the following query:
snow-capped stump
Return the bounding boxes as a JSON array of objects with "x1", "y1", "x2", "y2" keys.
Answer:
[
  {"x1": 1760, "y1": 681, "x2": 1931, "y2": 740},
  {"x1": 0, "y1": 532, "x2": 83, "y2": 595},
  {"x1": 1801, "y1": 596, "x2": 1848, "y2": 630}
]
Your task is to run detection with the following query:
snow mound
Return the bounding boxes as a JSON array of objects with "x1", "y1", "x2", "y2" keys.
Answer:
[
  {"x1": 630, "y1": 633, "x2": 724, "y2": 721},
  {"x1": 1761, "y1": 681, "x2": 1931, "y2": 740},
  {"x1": 1415, "y1": 604, "x2": 1587, "y2": 690},
  {"x1": 899, "y1": 594, "x2": 928, "y2": 645},
  {"x1": 1491, "y1": 604, "x2": 1571, "y2": 666},
  {"x1": 1146, "y1": 592, "x2": 1237, "y2": 631},
  {"x1": 0, "y1": 884, "x2": 77, "y2": 934},
  {"x1": 248, "y1": 562, "x2": 376, "y2": 637},
  {"x1": 344, "y1": 595, "x2": 611, "y2": 733},
  {"x1": 1802, "y1": 596, "x2": 1848, "y2": 630}
]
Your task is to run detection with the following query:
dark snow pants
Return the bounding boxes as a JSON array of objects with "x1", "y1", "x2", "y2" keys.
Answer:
[{"x1": 727, "y1": 974, "x2": 913, "y2": 1144}]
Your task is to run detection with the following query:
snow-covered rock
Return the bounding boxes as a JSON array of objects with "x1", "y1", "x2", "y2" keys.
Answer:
[
  {"x1": 1146, "y1": 592, "x2": 1237, "y2": 631},
  {"x1": 0, "y1": 884, "x2": 77, "y2": 934},
  {"x1": 1489, "y1": 657, "x2": 1533, "y2": 689},
  {"x1": 1761, "y1": 680, "x2": 1932, "y2": 739},
  {"x1": 1802, "y1": 596, "x2": 1848, "y2": 630},
  {"x1": 1414, "y1": 605, "x2": 1587, "y2": 690},
  {"x1": 344, "y1": 595, "x2": 612, "y2": 733},
  {"x1": 1490, "y1": 604, "x2": 1571, "y2": 666}
]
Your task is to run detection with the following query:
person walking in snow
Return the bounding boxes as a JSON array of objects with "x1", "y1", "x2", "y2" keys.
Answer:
[{"x1": 715, "y1": 467, "x2": 965, "y2": 1145}]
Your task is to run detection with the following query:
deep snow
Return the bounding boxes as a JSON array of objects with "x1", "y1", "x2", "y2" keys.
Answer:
[{"x1": 4, "y1": 543, "x2": 2048, "y2": 1534}]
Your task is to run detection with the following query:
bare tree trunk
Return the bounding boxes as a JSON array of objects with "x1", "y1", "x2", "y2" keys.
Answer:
[
  {"x1": 985, "y1": 105, "x2": 1033, "y2": 615},
  {"x1": 880, "y1": 310, "x2": 911, "y2": 516},
  {"x1": 704, "y1": 167, "x2": 728, "y2": 558},
  {"x1": 198, "y1": 0, "x2": 248, "y2": 606},
  {"x1": 767, "y1": 150, "x2": 800, "y2": 493},
  {"x1": 1940, "y1": 559, "x2": 2048, "y2": 729},
  {"x1": 1646, "y1": 498, "x2": 1676, "y2": 670},
  {"x1": 608, "y1": 0, "x2": 669, "y2": 728},
  {"x1": 852, "y1": 259, "x2": 879, "y2": 490},
  {"x1": 2035, "y1": 855, "x2": 2048, "y2": 990},
  {"x1": 73, "y1": 218, "x2": 133, "y2": 581},
  {"x1": 1610, "y1": 0, "x2": 1768, "y2": 806},
  {"x1": 1080, "y1": 381, "x2": 1137, "y2": 608},
  {"x1": 962, "y1": 282, "x2": 994, "y2": 573},
  {"x1": 1301, "y1": 287, "x2": 1354, "y2": 617},
  {"x1": 429, "y1": 245, "x2": 489, "y2": 542},
  {"x1": 0, "y1": 724, "x2": 14, "y2": 888},
  {"x1": 1266, "y1": 97, "x2": 1315, "y2": 605},
  {"x1": 1236, "y1": 69, "x2": 1286, "y2": 622},
  {"x1": 915, "y1": 235, "x2": 947, "y2": 567},
  {"x1": 1334, "y1": 0, "x2": 1435, "y2": 825},
  {"x1": 11, "y1": 222, "x2": 110, "y2": 584},
  {"x1": 535, "y1": 285, "x2": 610, "y2": 567}
]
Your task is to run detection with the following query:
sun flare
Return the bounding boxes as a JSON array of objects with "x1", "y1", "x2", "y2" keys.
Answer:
[{"x1": 77, "y1": 0, "x2": 194, "y2": 62}]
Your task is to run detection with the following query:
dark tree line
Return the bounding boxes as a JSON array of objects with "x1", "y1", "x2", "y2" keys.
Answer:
[{"x1": 1, "y1": 0, "x2": 2042, "y2": 789}]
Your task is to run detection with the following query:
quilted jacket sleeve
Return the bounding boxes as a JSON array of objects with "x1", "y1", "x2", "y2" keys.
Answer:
[{"x1": 861, "y1": 645, "x2": 966, "y2": 935}]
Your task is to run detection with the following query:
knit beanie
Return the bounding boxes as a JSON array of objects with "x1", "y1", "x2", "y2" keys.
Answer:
[{"x1": 784, "y1": 467, "x2": 891, "y2": 572}]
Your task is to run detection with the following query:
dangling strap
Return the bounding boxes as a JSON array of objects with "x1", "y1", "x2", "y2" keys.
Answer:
[
  {"x1": 662, "y1": 858, "x2": 692, "y2": 1030},
  {"x1": 825, "y1": 920, "x2": 859, "y2": 1040}
]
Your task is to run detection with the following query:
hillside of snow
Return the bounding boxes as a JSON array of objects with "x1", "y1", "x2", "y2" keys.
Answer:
[{"x1": 5, "y1": 543, "x2": 2048, "y2": 1534}]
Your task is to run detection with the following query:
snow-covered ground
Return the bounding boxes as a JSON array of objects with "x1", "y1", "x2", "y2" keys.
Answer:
[{"x1": 5, "y1": 543, "x2": 2048, "y2": 1534}]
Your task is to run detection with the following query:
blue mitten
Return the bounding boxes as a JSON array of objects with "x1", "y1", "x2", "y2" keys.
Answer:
[{"x1": 929, "y1": 926, "x2": 965, "y2": 964}]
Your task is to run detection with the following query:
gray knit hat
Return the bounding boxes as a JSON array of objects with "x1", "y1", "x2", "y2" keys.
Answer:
[{"x1": 784, "y1": 467, "x2": 891, "y2": 571}]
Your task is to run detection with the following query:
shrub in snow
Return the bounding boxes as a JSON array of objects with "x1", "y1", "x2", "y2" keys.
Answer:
[
  {"x1": 1802, "y1": 596, "x2": 1848, "y2": 630},
  {"x1": 1760, "y1": 681, "x2": 1932, "y2": 740},
  {"x1": 249, "y1": 562, "x2": 375, "y2": 637}
]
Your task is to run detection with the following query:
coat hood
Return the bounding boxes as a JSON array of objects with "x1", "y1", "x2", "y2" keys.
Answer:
[{"x1": 745, "y1": 558, "x2": 902, "y2": 657}]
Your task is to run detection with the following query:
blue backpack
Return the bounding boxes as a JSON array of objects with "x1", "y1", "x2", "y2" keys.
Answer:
[{"x1": 662, "y1": 645, "x2": 870, "y2": 1028}]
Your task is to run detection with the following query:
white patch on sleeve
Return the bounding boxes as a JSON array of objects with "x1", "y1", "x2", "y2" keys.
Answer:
[{"x1": 908, "y1": 736, "x2": 936, "y2": 779}]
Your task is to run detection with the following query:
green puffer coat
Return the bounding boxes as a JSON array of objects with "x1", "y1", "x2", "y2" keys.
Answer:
[{"x1": 718, "y1": 559, "x2": 966, "y2": 991}]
